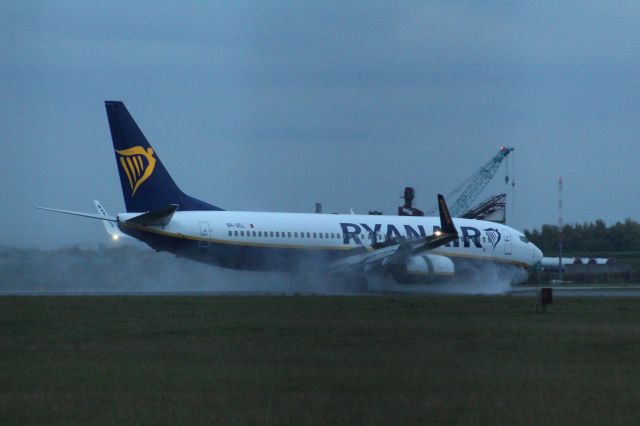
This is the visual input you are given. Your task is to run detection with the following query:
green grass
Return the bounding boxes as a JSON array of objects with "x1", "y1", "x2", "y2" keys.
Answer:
[{"x1": 1, "y1": 296, "x2": 640, "y2": 425}]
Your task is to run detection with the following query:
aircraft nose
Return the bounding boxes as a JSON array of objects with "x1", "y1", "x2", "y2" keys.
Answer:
[{"x1": 532, "y1": 245, "x2": 543, "y2": 264}]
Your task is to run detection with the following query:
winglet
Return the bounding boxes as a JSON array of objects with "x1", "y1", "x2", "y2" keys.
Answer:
[
  {"x1": 414, "y1": 195, "x2": 459, "y2": 252},
  {"x1": 437, "y1": 194, "x2": 457, "y2": 235}
]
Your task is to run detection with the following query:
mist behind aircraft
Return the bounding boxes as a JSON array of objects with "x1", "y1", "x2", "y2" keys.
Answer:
[{"x1": 0, "y1": 245, "x2": 518, "y2": 295}]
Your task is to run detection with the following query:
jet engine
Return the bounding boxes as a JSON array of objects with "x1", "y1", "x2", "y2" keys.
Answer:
[{"x1": 386, "y1": 254, "x2": 455, "y2": 284}]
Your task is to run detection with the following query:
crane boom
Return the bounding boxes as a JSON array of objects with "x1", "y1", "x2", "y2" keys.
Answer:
[{"x1": 426, "y1": 146, "x2": 513, "y2": 217}]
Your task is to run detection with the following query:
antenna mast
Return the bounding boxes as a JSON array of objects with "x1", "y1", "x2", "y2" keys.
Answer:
[{"x1": 558, "y1": 175, "x2": 564, "y2": 283}]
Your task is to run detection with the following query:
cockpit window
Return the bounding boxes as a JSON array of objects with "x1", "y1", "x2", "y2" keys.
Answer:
[{"x1": 519, "y1": 236, "x2": 530, "y2": 244}]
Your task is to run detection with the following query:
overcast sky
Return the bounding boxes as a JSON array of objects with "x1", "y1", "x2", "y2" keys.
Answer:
[{"x1": 3, "y1": 1, "x2": 640, "y2": 248}]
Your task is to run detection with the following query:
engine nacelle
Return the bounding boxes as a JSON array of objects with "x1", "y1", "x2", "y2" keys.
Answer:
[{"x1": 390, "y1": 254, "x2": 455, "y2": 284}]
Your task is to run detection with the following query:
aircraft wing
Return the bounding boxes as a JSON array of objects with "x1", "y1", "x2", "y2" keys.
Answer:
[
  {"x1": 36, "y1": 202, "x2": 130, "y2": 241},
  {"x1": 330, "y1": 194, "x2": 459, "y2": 276},
  {"x1": 36, "y1": 206, "x2": 117, "y2": 221}
]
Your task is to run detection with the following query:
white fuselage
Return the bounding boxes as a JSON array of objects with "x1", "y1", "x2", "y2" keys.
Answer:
[{"x1": 118, "y1": 210, "x2": 543, "y2": 271}]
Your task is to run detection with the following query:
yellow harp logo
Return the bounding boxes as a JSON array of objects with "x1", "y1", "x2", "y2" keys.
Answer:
[{"x1": 116, "y1": 146, "x2": 156, "y2": 196}]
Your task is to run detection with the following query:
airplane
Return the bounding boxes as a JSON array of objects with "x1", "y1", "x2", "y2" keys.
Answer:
[{"x1": 38, "y1": 101, "x2": 543, "y2": 285}]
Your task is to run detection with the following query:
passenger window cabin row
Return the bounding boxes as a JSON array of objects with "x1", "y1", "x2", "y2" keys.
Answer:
[
  {"x1": 228, "y1": 230, "x2": 341, "y2": 240},
  {"x1": 226, "y1": 230, "x2": 487, "y2": 246}
]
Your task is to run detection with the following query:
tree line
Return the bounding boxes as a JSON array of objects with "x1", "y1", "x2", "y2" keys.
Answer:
[{"x1": 525, "y1": 219, "x2": 640, "y2": 254}]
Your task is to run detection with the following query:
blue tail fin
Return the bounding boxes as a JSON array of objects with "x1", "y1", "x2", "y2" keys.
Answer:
[{"x1": 105, "y1": 101, "x2": 223, "y2": 213}]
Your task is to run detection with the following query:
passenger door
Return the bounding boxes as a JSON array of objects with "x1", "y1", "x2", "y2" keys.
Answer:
[
  {"x1": 199, "y1": 222, "x2": 211, "y2": 248},
  {"x1": 504, "y1": 230, "x2": 512, "y2": 255}
]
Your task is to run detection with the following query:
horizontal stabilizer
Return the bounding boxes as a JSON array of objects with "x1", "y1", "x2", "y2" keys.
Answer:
[
  {"x1": 125, "y1": 204, "x2": 178, "y2": 226},
  {"x1": 36, "y1": 206, "x2": 117, "y2": 222}
]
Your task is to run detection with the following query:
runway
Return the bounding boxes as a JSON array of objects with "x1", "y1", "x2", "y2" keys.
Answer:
[
  {"x1": 509, "y1": 285, "x2": 640, "y2": 298},
  {"x1": 3, "y1": 284, "x2": 640, "y2": 297}
]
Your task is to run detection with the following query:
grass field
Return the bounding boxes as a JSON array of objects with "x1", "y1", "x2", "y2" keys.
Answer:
[{"x1": 1, "y1": 295, "x2": 640, "y2": 425}]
